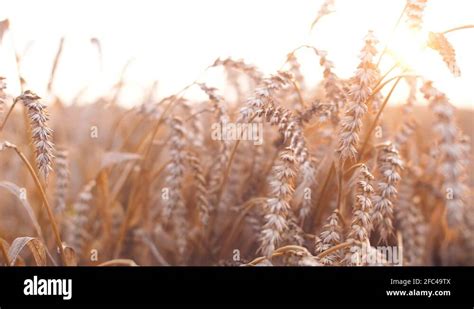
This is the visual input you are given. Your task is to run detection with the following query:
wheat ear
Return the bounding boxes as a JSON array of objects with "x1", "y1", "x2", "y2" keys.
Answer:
[
  {"x1": 54, "y1": 148, "x2": 70, "y2": 214},
  {"x1": 66, "y1": 180, "x2": 96, "y2": 256},
  {"x1": 16, "y1": 90, "x2": 54, "y2": 181},
  {"x1": 371, "y1": 143, "x2": 403, "y2": 243},
  {"x1": 428, "y1": 32, "x2": 461, "y2": 77},
  {"x1": 345, "y1": 164, "x2": 374, "y2": 265},
  {"x1": 421, "y1": 81, "x2": 468, "y2": 227},
  {"x1": 315, "y1": 209, "x2": 343, "y2": 265},
  {"x1": 405, "y1": 0, "x2": 428, "y2": 31},
  {"x1": 336, "y1": 31, "x2": 378, "y2": 163},
  {"x1": 259, "y1": 149, "x2": 297, "y2": 257}
]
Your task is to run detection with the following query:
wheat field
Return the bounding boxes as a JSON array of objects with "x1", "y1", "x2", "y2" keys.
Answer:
[{"x1": 0, "y1": 0, "x2": 472, "y2": 266}]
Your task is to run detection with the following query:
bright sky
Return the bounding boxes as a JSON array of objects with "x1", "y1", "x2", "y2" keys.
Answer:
[{"x1": 0, "y1": 0, "x2": 473, "y2": 108}]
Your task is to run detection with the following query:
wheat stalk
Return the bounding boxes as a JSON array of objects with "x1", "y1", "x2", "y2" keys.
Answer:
[
  {"x1": 0, "y1": 1, "x2": 472, "y2": 267},
  {"x1": 259, "y1": 149, "x2": 297, "y2": 257},
  {"x1": 198, "y1": 84, "x2": 230, "y2": 211},
  {"x1": 336, "y1": 31, "x2": 378, "y2": 163},
  {"x1": 162, "y1": 117, "x2": 188, "y2": 259},
  {"x1": 345, "y1": 164, "x2": 374, "y2": 265},
  {"x1": 211, "y1": 57, "x2": 263, "y2": 83},
  {"x1": 371, "y1": 143, "x2": 403, "y2": 243},
  {"x1": 315, "y1": 209, "x2": 343, "y2": 265},
  {"x1": 16, "y1": 90, "x2": 54, "y2": 181},
  {"x1": 66, "y1": 180, "x2": 96, "y2": 256},
  {"x1": 405, "y1": 0, "x2": 428, "y2": 31},
  {"x1": 316, "y1": 49, "x2": 347, "y2": 124},
  {"x1": 428, "y1": 32, "x2": 461, "y2": 77},
  {"x1": 0, "y1": 141, "x2": 65, "y2": 264},
  {"x1": 54, "y1": 148, "x2": 70, "y2": 215},
  {"x1": 310, "y1": 0, "x2": 335, "y2": 30},
  {"x1": 395, "y1": 168, "x2": 427, "y2": 265},
  {"x1": 186, "y1": 151, "x2": 210, "y2": 226},
  {"x1": 421, "y1": 81, "x2": 468, "y2": 227}
]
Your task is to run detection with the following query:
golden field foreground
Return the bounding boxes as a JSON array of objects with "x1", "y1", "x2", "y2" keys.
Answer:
[{"x1": 0, "y1": 0, "x2": 472, "y2": 266}]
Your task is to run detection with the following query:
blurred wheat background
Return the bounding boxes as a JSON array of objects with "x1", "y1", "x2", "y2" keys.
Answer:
[{"x1": 0, "y1": 0, "x2": 472, "y2": 266}]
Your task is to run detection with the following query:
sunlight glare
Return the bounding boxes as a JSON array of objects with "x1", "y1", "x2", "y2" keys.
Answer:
[{"x1": 387, "y1": 27, "x2": 429, "y2": 74}]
